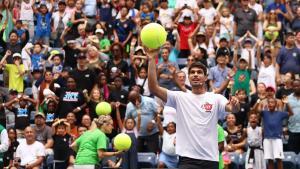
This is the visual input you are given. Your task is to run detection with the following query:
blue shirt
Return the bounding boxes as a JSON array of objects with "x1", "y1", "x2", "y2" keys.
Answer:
[
  {"x1": 113, "y1": 19, "x2": 134, "y2": 42},
  {"x1": 159, "y1": 48, "x2": 179, "y2": 63},
  {"x1": 208, "y1": 65, "x2": 230, "y2": 89},
  {"x1": 83, "y1": 0, "x2": 97, "y2": 16},
  {"x1": 35, "y1": 13, "x2": 52, "y2": 37},
  {"x1": 31, "y1": 53, "x2": 46, "y2": 71},
  {"x1": 262, "y1": 111, "x2": 288, "y2": 139},
  {"x1": 125, "y1": 96, "x2": 158, "y2": 136},
  {"x1": 265, "y1": 3, "x2": 287, "y2": 22},
  {"x1": 276, "y1": 47, "x2": 300, "y2": 74},
  {"x1": 288, "y1": 94, "x2": 300, "y2": 133}
]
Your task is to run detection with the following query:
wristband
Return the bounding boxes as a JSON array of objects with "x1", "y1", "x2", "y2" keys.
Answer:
[{"x1": 77, "y1": 107, "x2": 81, "y2": 111}]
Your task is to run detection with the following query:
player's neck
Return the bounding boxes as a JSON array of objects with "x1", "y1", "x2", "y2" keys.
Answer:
[{"x1": 191, "y1": 86, "x2": 206, "y2": 95}]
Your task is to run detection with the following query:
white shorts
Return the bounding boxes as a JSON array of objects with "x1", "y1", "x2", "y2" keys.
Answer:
[{"x1": 263, "y1": 139, "x2": 284, "y2": 160}]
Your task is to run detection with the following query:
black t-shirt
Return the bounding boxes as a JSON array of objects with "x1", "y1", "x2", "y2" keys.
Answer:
[
  {"x1": 63, "y1": 45, "x2": 81, "y2": 68},
  {"x1": 276, "y1": 87, "x2": 293, "y2": 99},
  {"x1": 3, "y1": 140, "x2": 19, "y2": 166},
  {"x1": 87, "y1": 100, "x2": 99, "y2": 120},
  {"x1": 235, "y1": 102, "x2": 250, "y2": 128},
  {"x1": 53, "y1": 134, "x2": 72, "y2": 161},
  {"x1": 57, "y1": 89, "x2": 85, "y2": 122},
  {"x1": 11, "y1": 105, "x2": 35, "y2": 130},
  {"x1": 70, "y1": 68, "x2": 97, "y2": 93},
  {"x1": 109, "y1": 89, "x2": 128, "y2": 120}
]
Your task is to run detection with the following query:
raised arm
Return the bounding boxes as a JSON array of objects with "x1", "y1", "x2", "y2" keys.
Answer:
[
  {"x1": 115, "y1": 102, "x2": 124, "y2": 131},
  {"x1": 147, "y1": 48, "x2": 167, "y2": 102}
]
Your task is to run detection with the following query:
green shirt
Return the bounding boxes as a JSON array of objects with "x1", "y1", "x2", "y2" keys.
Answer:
[
  {"x1": 75, "y1": 128, "x2": 107, "y2": 165},
  {"x1": 218, "y1": 124, "x2": 225, "y2": 169},
  {"x1": 232, "y1": 69, "x2": 251, "y2": 95},
  {"x1": 5, "y1": 64, "x2": 25, "y2": 92},
  {"x1": 99, "y1": 38, "x2": 111, "y2": 51}
]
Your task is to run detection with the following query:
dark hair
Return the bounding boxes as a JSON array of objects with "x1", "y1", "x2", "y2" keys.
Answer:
[
  {"x1": 166, "y1": 122, "x2": 176, "y2": 129},
  {"x1": 110, "y1": 42, "x2": 124, "y2": 56},
  {"x1": 125, "y1": 117, "x2": 136, "y2": 126},
  {"x1": 188, "y1": 62, "x2": 207, "y2": 75},
  {"x1": 285, "y1": 32, "x2": 295, "y2": 39},
  {"x1": 9, "y1": 30, "x2": 18, "y2": 37},
  {"x1": 77, "y1": 124, "x2": 88, "y2": 131}
]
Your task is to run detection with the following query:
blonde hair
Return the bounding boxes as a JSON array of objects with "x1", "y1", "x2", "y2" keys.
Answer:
[{"x1": 93, "y1": 115, "x2": 112, "y2": 128}]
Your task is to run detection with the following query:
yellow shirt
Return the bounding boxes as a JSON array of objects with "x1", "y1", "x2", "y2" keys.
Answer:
[{"x1": 5, "y1": 64, "x2": 25, "y2": 92}]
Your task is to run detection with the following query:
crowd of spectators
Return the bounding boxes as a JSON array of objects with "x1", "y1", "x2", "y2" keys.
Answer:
[{"x1": 0, "y1": 0, "x2": 299, "y2": 168}]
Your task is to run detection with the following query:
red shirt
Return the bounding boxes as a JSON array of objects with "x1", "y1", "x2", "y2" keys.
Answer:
[{"x1": 178, "y1": 23, "x2": 197, "y2": 50}]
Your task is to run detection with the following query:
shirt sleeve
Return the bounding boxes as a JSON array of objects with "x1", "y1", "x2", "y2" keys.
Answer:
[
  {"x1": 0, "y1": 129, "x2": 9, "y2": 153},
  {"x1": 166, "y1": 90, "x2": 177, "y2": 109},
  {"x1": 46, "y1": 127, "x2": 53, "y2": 140},
  {"x1": 96, "y1": 133, "x2": 107, "y2": 150}
]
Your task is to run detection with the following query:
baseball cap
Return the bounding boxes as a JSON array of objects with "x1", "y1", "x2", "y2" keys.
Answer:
[
  {"x1": 9, "y1": 89, "x2": 18, "y2": 95},
  {"x1": 238, "y1": 56, "x2": 248, "y2": 63},
  {"x1": 216, "y1": 47, "x2": 230, "y2": 58},
  {"x1": 12, "y1": 53, "x2": 22, "y2": 59},
  {"x1": 58, "y1": 1, "x2": 66, "y2": 5},
  {"x1": 67, "y1": 40, "x2": 76, "y2": 44},
  {"x1": 35, "y1": 112, "x2": 45, "y2": 119},
  {"x1": 197, "y1": 31, "x2": 206, "y2": 36},
  {"x1": 95, "y1": 28, "x2": 104, "y2": 34},
  {"x1": 62, "y1": 66, "x2": 73, "y2": 73}
]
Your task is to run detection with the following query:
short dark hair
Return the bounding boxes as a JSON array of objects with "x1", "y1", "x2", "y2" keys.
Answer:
[{"x1": 188, "y1": 62, "x2": 207, "y2": 75}]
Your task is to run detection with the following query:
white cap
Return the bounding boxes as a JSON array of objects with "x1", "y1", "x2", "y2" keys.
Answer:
[
  {"x1": 12, "y1": 53, "x2": 22, "y2": 58},
  {"x1": 95, "y1": 28, "x2": 104, "y2": 34}
]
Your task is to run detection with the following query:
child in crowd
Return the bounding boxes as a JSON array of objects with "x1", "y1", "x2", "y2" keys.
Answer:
[
  {"x1": 19, "y1": 0, "x2": 35, "y2": 39},
  {"x1": 3, "y1": 94, "x2": 37, "y2": 138},
  {"x1": 3, "y1": 128, "x2": 19, "y2": 168},
  {"x1": 258, "y1": 98, "x2": 293, "y2": 169},
  {"x1": 87, "y1": 87, "x2": 103, "y2": 120},
  {"x1": 0, "y1": 52, "x2": 26, "y2": 93},
  {"x1": 52, "y1": 119, "x2": 74, "y2": 169},
  {"x1": 139, "y1": 2, "x2": 155, "y2": 24},
  {"x1": 235, "y1": 89, "x2": 250, "y2": 128},
  {"x1": 47, "y1": 51, "x2": 64, "y2": 74},
  {"x1": 116, "y1": 102, "x2": 138, "y2": 169},
  {"x1": 245, "y1": 112, "x2": 265, "y2": 169},
  {"x1": 14, "y1": 20, "x2": 27, "y2": 43},
  {"x1": 44, "y1": 100, "x2": 58, "y2": 126},
  {"x1": 32, "y1": 3, "x2": 52, "y2": 44},
  {"x1": 218, "y1": 7, "x2": 234, "y2": 39},
  {"x1": 25, "y1": 42, "x2": 48, "y2": 71},
  {"x1": 157, "y1": 119, "x2": 178, "y2": 169}
]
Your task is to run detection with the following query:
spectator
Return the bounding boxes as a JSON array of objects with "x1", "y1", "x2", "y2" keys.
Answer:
[
  {"x1": 276, "y1": 32, "x2": 300, "y2": 85},
  {"x1": 276, "y1": 72, "x2": 294, "y2": 99},
  {"x1": 113, "y1": 6, "x2": 134, "y2": 46},
  {"x1": 3, "y1": 94, "x2": 36, "y2": 138},
  {"x1": 235, "y1": 89, "x2": 250, "y2": 128},
  {"x1": 157, "y1": 121, "x2": 178, "y2": 169},
  {"x1": 244, "y1": 112, "x2": 265, "y2": 169},
  {"x1": 3, "y1": 128, "x2": 18, "y2": 168},
  {"x1": 125, "y1": 90, "x2": 159, "y2": 153},
  {"x1": 157, "y1": 47, "x2": 179, "y2": 89},
  {"x1": 0, "y1": 52, "x2": 26, "y2": 93},
  {"x1": 263, "y1": 10, "x2": 282, "y2": 46},
  {"x1": 81, "y1": 114, "x2": 92, "y2": 130},
  {"x1": 25, "y1": 42, "x2": 48, "y2": 71},
  {"x1": 287, "y1": 79, "x2": 300, "y2": 154},
  {"x1": 83, "y1": 0, "x2": 97, "y2": 26},
  {"x1": 258, "y1": 98, "x2": 293, "y2": 169},
  {"x1": 257, "y1": 48, "x2": 276, "y2": 90},
  {"x1": 115, "y1": 102, "x2": 138, "y2": 169},
  {"x1": 0, "y1": 123, "x2": 8, "y2": 168},
  {"x1": 86, "y1": 87, "x2": 103, "y2": 120},
  {"x1": 66, "y1": 112, "x2": 78, "y2": 139},
  {"x1": 224, "y1": 113, "x2": 246, "y2": 154},
  {"x1": 19, "y1": 0, "x2": 35, "y2": 39},
  {"x1": 265, "y1": 0, "x2": 291, "y2": 23},
  {"x1": 57, "y1": 76, "x2": 86, "y2": 122},
  {"x1": 233, "y1": 0, "x2": 258, "y2": 38},
  {"x1": 12, "y1": 126, "x2": 45, "y2": 169},
  {"x1": 70, "y1": 52, "x2": 97, "y2": 93},
  {"x1": 51, "y1": 119, "x2": 74, "y2": 169},
  {"x1": 32, "y1": 3, "x2": 52, "y2": 45},
  {"x1": 290, "y1": 7, "x2": 300, "y2": 32},
  {"x1": 69, "y1": 0, "x2": 86, "y2": 40}
]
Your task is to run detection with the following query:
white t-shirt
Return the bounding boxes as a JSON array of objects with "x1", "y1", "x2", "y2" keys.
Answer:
[
  {"x1": 241, "y1": 48, "x2": 256, "y2": 69},
  {"x1": 20, "y1": 0, "x2": 34, "y2": 21},
  {"x1": 159, "y1": 8, "x2": 174, "y2": 28},
  {"x1": 166, "y1": 91, "x2": 228, "y2": 161},
  {"x1": 162, "y1": 132, "x2": 176, "y2": 156},
  {"x1": 136, "y1": 77, "x2": 150, "y2": 97},
  {"x1": 162, "y1": 106, "x2": 177, "y2": 127},
  {"x1": 16, "y1": 141, "x2": 45, "y2": 166},
  {"x1": 181, "y1": 67, "x2": 191, "y2": 87},
  {"x1": 52, "y1": 12, "x2": 71, "y2": 30},
  {"x1": 220, "y1": 15, "x2": 234, "y2": 36},
  {"x1": 199, "y1": 7, "x2": 217, "y2": 25},
  {"x1": 257, "y1": 64, "x2": 276, "y2": 89}
]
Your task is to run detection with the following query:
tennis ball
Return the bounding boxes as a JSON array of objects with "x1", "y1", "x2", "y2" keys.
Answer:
[
  {"x1": 95, "y1": 102, "x2": 112, "y2": 116},
  {"x1": 141, "y1": 23, "x2": 167, "y2": 49},
  {"x1": 114, "y1": 133, "x2": 132, "y2": 151}
]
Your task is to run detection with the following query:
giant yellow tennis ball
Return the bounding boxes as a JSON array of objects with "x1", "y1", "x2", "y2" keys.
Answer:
[
  {"x1": 95, "y1": 102, "x2": 112, "y2": 116},
  {"x1": 114, "y1": 133, "x2": 132, "y2": 151},
  {"x1": 141, "y1": 23, "x2": 167, "y2": 49}
]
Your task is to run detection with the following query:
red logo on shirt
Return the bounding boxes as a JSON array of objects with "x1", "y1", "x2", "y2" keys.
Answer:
[{"x1": 201, "y1": 102, "x2": 213, "y2": 112}]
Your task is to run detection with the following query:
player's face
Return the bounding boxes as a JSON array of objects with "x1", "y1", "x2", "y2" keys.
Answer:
[{"x1": 188, "y1": 67, "x2": 207, "y2": 87}]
